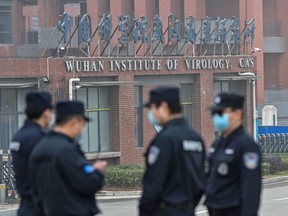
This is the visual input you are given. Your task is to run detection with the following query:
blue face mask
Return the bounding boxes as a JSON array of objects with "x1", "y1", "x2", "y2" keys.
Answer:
[
  {"x1": 75, "y1": 134, "x2": 83, "y2": 143},
  {"x1": 148, "y1": 111, "x2": 159, "y2": 125},
  {"x1": 213, "y1": 114, "x2": 230, "y2": 132}
]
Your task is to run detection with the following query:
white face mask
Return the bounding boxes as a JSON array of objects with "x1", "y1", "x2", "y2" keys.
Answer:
[{"x1": 48, "y1": 113, "x2": 55, "y2": 129}]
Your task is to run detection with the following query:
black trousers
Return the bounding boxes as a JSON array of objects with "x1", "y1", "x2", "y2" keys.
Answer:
[
  {"x1": 18, "y1": 199, "x2": 36, "y2": 216},
  {"x1": 208, "y1": 206, "x2": 241, "y2": 216}
]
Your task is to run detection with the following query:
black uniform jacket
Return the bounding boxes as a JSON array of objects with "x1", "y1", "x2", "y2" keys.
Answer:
[
  {"x1": 10, "y1": 120, "x2": 46, "y2": 197},
  {"x1": 139, "y1": 118, "x2": 206, "y2": 215},
  {"x1": 205, "y1": 125, "x2": 262, "y2": 216},
  {"x1": 29, "y1": 131, "x2": 104, "y2": 216}
]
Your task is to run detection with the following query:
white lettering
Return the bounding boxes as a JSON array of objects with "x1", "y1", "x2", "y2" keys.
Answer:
[
  {"x1": 83, "y1": 61, "x2": 90, "y2": 72},
  {"x1": 173, "y1": 59, "x2": 178, "y2": 70},
  {"x1": 166, "y1": 60, "x2": 174, "y2": 70},
  {"x1": 99, "y1": 61, "x2": 104, "y2": 71},
  {"x1": 91, "y1": 61, "x2": 97, "y2": 71},
  {"x1": 65, "y1": 61, "x2": 74, "y2": 72},
  {"x1": 157, "y1": 60, "x2": 162, "y2": 70},
  {"x1": 225, "y1": 59, "x2": 230, "y2": 69},
  {"x1": 183, "y1": 140, "x2": 203, "y2": 152},
  {"x1": 109, "y1": 60, "x2": 114, "y2": 71},
  {"x1": 185, "y1": 59, "x2": 191, "y2": 70},
  {"x1": 75, "y1": 61, "x2": 81, "y2": 72}
]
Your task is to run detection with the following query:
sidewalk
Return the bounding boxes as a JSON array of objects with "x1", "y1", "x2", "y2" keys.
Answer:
[
  {"x1": 1, "y1": 176, "x2": 288, "y2": 215},
  {"x1": 0, "y1": 204, "x2": 17, "y2": 216}
]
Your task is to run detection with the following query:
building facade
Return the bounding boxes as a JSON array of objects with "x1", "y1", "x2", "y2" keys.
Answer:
[{"x1": 0, "y1": 0, "x2": 268, "y2": 164}]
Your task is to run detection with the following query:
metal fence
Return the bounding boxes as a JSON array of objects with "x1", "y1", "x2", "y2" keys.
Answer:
[
  {"x1": 259, "y1": 133, "x2": 288, "y2": 153},
  {"x1": 0, "y1": 151, "x2": 16, "y2": 198}
]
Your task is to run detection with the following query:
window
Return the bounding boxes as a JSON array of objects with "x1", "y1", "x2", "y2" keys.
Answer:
[
  {"x1": 0, "y1": 1, "x2": 12, "y2": 44},
  {"x1": 76, "y1": 87, "x2": 111, "y2": 153},
  {"x1": 0, "y1": 88, "x2": 34, "y2": 150},
  {"x1": 214, "y1": 81, "x2": 230, "y2": 96},
  {"x1": 181, "y1": 84, "x2": 193, "y2": 126},
  {"x1": 32, "y1": 16, "x2": 39, "y2": 31},
  {"x1": 134, "y1": 86, "x2": 143, "y2": 147}
]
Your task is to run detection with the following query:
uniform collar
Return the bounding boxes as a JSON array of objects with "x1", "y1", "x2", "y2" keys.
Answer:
[
  {"x1": 48, "y1": 131, "x2": 75, "y2": 143},
  {"x1": 220, "y1": 125, "x2": 245, "y2": 144},
  {"x1": 163, "y1": 117, "x2": 186, "y2": 128},
  {"x1": 25, "y1": 119, "x2": 41, "y2": 127},
  {"x1": 24, "y1": 119, "x2": 46, "y2": 133}
]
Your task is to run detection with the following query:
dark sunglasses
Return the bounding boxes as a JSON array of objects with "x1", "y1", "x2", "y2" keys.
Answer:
[{"x1": 211, "y1": 110, "x2": 223, "y2": 116}]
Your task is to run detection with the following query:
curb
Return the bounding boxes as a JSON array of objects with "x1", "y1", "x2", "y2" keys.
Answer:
[
  {"x1": 0, "y1": 208, "x2": 17, "y2": 216},
  {"x1": 1, "y1": 177, "x2": 288, "y2": 213},
  {"x1": 262, "y1": 176, "x2": 288, "y2": 185},
  {"x1": 97, "y1": 191, "x2": 141, "y2": 201},
  {"x1": 96, "y1": 176, "x2": 288, "y2": 199},
  {"x1": 97, "y1": 191, "x2": 142, "y2": 197}
]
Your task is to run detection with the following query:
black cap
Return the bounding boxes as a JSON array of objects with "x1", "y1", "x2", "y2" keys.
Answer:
[
  {"x1": 144, "y1": 86, "x2": 180, "y2": 107},
  {"x1": 56, "y1": 101, "x2": 91, "y2": 122},
  {"x1": 210, "y1": 92, "x2": 245, "y2": 114},
  {"x1": 26, "y1": 92, "x2": 53, "y2": 114}
]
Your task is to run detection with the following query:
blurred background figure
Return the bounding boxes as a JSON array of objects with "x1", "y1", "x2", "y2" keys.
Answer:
[
  {"x1": 10, "y1": 92, "x2": 53, "y2": 216},
  {"x1": 205, "y1": 93, "x2": 261, "y2": 216},
  {"x1": 139, "y1": 87, "x2": 206, "y2": 216},
  {"x1": 30, "y1": 101, "x2": 106, "y2": 216}
]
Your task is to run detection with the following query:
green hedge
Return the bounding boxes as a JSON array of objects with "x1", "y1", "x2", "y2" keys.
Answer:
[
  {"x1": 262, "y1": 154, "x2": 288, "y2": 175},
  {"x1": 105, "y1": 165, "x2": 144, "y2": 188},
  {"x1": 104, "y1": 155, "x2": 288, "y2": 188},
  {"x1": 262, "y1": 155, "x2": 282, "y2": 174},
  {"x1": 261, "y1": 163, "x2": 271, "y2": 176}
]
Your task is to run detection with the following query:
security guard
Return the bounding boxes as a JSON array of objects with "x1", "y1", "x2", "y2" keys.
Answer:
[
  {"x1": 205, "y1": 93, "x2": 262, "y2": 216},
  {"x1": 29, "y1": 101, "x2": 106, "y2": 216},
  {"x1": 139, "y1": 87, "x2": 206, "y2": 216},
  {"x1": 10, "y1": 92, "x2": 53, "y2": 216}
]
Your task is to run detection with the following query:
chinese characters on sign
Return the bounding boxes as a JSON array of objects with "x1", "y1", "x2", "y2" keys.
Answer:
[
  {"x1": 58, "y1": 12, "x2": 71, "y2": 44},
  {"x1": 57, "y1": 12, "x2": 256, "y2": 56}
]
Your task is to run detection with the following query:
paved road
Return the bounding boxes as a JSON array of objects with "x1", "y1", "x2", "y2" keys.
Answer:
[{"x1": 98, "y1": 183, "x2": 288, "y2": 216}]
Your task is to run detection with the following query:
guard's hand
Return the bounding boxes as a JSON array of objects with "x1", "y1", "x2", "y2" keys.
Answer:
[{"x1": 93, "y1": 160, "x2": 107, "y2": 172}]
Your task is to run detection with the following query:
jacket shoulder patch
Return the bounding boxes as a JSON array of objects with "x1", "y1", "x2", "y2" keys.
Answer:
[
  {"x1": 243, "y1": 152, "x2": 259, "y2": 170},
  {"x1": 10, "y1": 142, "x2": 21, "y2": 151},
  {"x1": 148, "y1": 146, "x2": 160, "y2": 165}
]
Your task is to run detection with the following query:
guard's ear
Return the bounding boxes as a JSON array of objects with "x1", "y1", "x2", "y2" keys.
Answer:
[
  {"x1": 160, "y1": 101, "x2": 170, "y2": 113},
  {"x1": 234, "y1": 108, "x2": 243, "y2": 120}
]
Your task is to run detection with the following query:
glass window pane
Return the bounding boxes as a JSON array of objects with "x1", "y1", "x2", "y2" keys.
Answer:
[
  {"x1": 88, "y1": 112, "x2": 99, "y2": 152},
  {"x1": 135, "y1": 108, "x2": 143, "y2": 147},
  {"x1": 222, "y1": 82, "x2": 229, "y2": 92},
  {"x1": 214, "y1": 82, "x2": 221, "y2": 95},
  {"x1": 99, "y1": 111, "x2": 110, "y2": 152},
  {"x1": 17, "y1": 89, "x2": 30, "y2": 128},
  {"x1": 0, "y1": 11, "x2": 12, "y2": 31},
  {"x1": 0, "y1": 2, "x2": 12, "y2": 44},
  {"x1": 32, "y1": 16, "x2": 39, "y2": 31},
  {"x1": 1, "y1": 89, "x2": 16, "y2": 112},
  {"x1": 88, "y1": 87, "x2": 98, "y2": 109},
  {"x1": 80, "y1": 122, "x2": 89, "y2": 152},
  {"x1": 99, "y1": 87, "x2": 109, "y2": 108},
  {"x1": 181, "y1": 84, "x2": 193, "y2": 102},
  {"x1": 0, "y1": 89, "x2": 16, "y2": 150},
  {"x1": 76, "y1": 88, "x2": 87, "y2": 108},
  {"x1": 0, "y1": 33, "x2": 12, "y2": 43}
]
